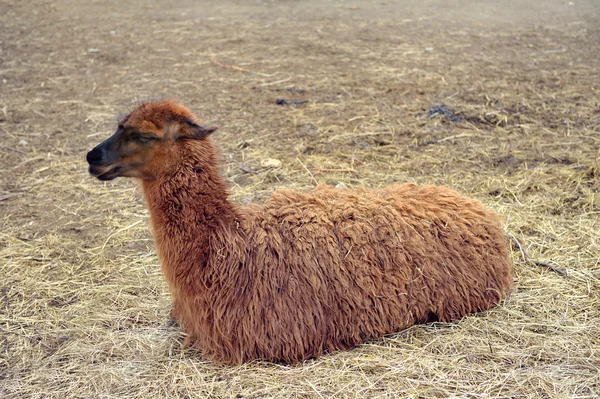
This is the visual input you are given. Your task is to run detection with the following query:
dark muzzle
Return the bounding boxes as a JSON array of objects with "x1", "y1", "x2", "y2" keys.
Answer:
[
  {"x1": 86, "y1": 140, "x2": 120, "y2": 180},
  {"x1": 86, "y1": 147, "x2": 104, "y2": 166}
]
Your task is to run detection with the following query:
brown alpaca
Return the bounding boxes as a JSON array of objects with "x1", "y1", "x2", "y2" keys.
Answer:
[{"x1": 87, "y1": 100, "x2": 512, "y2": 365}]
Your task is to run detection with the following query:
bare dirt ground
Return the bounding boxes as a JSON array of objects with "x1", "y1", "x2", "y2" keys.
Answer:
[{"x1": 1, "y1": 0, "x2": 599, "y2": 398}]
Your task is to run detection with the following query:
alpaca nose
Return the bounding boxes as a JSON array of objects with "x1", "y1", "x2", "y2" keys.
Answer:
[{"x1": 86, "y1": 148, "x2": 104, "y2": 165}]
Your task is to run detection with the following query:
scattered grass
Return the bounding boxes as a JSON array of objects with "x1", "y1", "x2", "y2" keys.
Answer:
[{"x1": 1, "y1": 1, "x2": 599, "y2": 398}]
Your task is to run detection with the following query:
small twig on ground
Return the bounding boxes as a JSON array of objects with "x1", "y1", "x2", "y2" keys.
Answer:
[
  {"x1": 314, "y1": 168, "x2": 358, "y2": 175},
  {"x1": 486, "y1": 320, "x2": 494, "y2": 354},
  {"x1": 210, "y1": 57, "x2": 250, "y2": 73},
  {"x1": 296, "y1": 157, "x2": 318, "y2": 186},
  {"x1": 0, "y1": 192, "x2": 21, "y2": 201},
  {"x1": 0, "y1": 145, "x2": 27, "y2": 155},
  {"x1": 102, "y1": 220, "x2": 143, "y2": 250},
  {"x1": 531, "y1": 260, "x2": 569, "y2": 277},
  {"x1": 508, "y1": 233, "x2": 528, "y2": 263},
  {"x1": 508, "y1": 233, "x2": 568, "y2": 277},
  {"x1": 12, "y1": 156, "x2": 45, "y2": 169},
  {"x1": 437, "y1": 133, "x2": 474, "y2": 143}
]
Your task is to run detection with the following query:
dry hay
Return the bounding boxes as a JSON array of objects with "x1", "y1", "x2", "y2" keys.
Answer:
[{"x1": 1, "y1": 0, "x2": 599, "y2": 398}]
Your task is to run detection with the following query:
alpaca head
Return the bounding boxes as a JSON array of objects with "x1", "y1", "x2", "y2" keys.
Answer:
[{"x1": 86, "y1": 100, "x2": 218, "y2": 181}]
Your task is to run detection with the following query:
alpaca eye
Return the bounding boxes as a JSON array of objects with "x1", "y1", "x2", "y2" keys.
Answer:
[{"x1": 133, "y1": 134, "x2": 154, "y2": 143}]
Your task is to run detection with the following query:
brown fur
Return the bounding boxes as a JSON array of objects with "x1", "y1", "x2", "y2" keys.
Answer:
[{"x1": 87, "y1": 100, "x2": 512, "y2": 365}]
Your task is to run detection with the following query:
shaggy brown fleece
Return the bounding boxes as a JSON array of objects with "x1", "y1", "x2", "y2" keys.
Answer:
[{"x1": 87, "y1": 100, "x2": 512, "y2": 365}]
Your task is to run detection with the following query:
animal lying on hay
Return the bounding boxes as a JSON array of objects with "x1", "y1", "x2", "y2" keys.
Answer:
[{"x1": 87, "y1": 100, "x2": 512, "y2": 365}]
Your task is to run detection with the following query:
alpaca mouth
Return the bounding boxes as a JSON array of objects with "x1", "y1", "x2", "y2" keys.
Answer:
[{"x1": 89, "y1": 165, "x2": 122, "y2": 181}]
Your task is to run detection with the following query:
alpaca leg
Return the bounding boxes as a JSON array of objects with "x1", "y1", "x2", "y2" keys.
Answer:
[{"x1": 169, "y1": 298, "x2": 182, "y2": 324}]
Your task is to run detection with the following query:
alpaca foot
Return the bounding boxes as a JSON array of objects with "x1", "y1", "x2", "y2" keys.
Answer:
[{"x1": 167, "y1": 308, "x2": 180, "y2": 327}]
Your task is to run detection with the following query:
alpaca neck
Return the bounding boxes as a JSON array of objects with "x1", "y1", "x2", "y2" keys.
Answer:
[{"x1": 141, "y1": 139, "x2": 237, "y2": 283}]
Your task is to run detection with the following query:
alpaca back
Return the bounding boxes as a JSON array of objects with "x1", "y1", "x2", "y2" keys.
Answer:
[{"x1": 196, "y1": 183, "x2": 511, "y2": 364}]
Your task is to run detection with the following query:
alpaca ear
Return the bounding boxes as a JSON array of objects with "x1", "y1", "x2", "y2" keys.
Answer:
[{"x1": 182, "y1": 118, "x2": 218, "y2": 140}]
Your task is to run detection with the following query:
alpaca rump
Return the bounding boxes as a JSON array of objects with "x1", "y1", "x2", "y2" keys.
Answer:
[{"x1": 87, "y1": 100, "x2": 512, "y2": 365}]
